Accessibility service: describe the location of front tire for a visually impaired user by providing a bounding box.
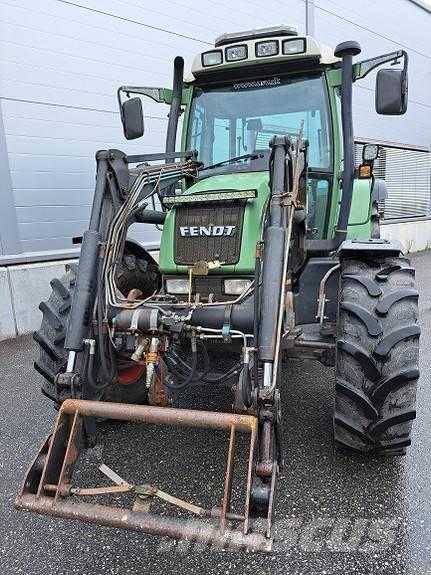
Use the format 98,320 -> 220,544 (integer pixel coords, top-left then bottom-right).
334,255 -> 420,455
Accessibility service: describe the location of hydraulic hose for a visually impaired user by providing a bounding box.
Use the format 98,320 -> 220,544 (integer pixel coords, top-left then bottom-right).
170,344 -> 210,383
83,341 -> 109,392
253,244 -> 262,386
202,365 -> 242,385
107,327 -> 117,382
168,346 -> 241,385
87,348 -> 106,391
161,338 -> 198,390
165,353 -> 190,378
96,260 -> 116,386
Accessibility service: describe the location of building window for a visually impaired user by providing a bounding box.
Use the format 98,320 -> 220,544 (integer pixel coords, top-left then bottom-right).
355,141 -> 431,221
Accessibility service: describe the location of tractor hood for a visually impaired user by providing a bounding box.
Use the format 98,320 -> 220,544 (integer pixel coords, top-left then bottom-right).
158,172 -> 271,274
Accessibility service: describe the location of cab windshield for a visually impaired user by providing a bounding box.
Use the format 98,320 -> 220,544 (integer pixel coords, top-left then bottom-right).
187,74 -> 333,238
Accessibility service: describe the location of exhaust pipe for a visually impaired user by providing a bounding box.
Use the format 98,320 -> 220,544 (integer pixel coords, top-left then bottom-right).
165,56 -> 184,164
306,40 -> 361,252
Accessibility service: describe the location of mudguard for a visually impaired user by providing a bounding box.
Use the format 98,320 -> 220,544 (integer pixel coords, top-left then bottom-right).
338,238 -> 403,257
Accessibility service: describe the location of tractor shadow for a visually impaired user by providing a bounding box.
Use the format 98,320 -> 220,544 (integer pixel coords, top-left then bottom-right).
82,384 -> 251,518
89,357 -> 406,537
277,357 -> 406,514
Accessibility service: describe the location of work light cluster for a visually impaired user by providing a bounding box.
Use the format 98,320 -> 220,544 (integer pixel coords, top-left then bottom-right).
202,38 -> 306,67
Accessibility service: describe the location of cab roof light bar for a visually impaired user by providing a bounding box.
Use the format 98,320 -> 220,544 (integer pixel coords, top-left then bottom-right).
215,25 -> 298,47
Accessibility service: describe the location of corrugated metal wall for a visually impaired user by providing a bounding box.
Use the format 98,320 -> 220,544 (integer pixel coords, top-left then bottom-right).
355,141 -> 431,219
313,0 -> 431,147
0,0 -> 429,257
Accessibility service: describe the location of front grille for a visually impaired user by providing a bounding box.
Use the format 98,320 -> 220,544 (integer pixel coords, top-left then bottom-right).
164,275 -> 224,300
174,200 -> 245,265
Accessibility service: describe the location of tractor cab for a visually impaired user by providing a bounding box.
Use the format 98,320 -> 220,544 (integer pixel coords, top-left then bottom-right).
118,25 -> 408,298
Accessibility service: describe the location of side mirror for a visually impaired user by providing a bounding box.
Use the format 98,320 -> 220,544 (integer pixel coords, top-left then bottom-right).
121,97 -> 144,140
375,68 -> 408,115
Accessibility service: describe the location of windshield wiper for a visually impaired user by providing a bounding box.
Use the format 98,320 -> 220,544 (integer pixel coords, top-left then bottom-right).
200,153 -> 259,172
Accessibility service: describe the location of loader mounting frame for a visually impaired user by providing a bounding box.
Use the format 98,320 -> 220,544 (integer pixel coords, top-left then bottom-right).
15,399 -> 275,552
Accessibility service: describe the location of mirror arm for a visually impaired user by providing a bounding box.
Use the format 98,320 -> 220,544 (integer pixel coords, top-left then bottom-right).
354,50 -> 408,81
117,86 -> 167,104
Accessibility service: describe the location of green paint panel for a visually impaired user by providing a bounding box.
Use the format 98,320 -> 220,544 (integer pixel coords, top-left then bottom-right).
349,179 -> 372,226
324,68 -> 342,240
347,220 -> 371,239
157,68 -> 374,276
159,172 -> 270,274
347,178 -> 372,239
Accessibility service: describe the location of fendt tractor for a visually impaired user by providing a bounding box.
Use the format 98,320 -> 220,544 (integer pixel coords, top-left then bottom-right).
16,26 -> 420,551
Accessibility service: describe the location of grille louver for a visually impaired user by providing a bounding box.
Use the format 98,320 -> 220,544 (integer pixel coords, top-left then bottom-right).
174,200 -> 245,265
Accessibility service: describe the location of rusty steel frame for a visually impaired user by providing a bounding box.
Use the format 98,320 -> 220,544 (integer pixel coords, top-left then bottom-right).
15,399 -> 273,552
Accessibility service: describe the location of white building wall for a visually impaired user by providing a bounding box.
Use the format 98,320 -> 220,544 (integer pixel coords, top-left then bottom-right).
0,0 -> 429,258
0,0 -> 306,254
315,0 -> 431,148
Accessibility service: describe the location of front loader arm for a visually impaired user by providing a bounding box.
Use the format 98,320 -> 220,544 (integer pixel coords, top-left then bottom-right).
64,150 -> 198,357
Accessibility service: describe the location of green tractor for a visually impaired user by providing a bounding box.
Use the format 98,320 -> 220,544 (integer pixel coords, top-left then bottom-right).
17,26 -> 419,552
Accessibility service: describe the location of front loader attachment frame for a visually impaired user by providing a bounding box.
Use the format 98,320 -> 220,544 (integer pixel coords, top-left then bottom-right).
15,399 -> 273,552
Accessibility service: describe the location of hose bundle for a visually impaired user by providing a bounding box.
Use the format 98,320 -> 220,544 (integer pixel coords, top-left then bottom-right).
161,340 -> 242,390
103,161 -> 196,311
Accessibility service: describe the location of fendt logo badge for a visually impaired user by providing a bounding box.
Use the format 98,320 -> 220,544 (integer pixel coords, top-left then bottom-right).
180,225 -> 236,237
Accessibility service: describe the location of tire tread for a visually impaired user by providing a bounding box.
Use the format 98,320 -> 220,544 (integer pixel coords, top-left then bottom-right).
335,256 -> 420,455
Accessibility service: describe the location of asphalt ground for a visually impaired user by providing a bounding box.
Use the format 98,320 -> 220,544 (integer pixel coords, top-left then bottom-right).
1,250 -> 430,575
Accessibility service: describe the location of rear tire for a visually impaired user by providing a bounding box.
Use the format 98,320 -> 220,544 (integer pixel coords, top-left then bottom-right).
334,255 -> 420,455
115,247 -> 160,297
34,249 -> 159,406
34,263 -> 78,404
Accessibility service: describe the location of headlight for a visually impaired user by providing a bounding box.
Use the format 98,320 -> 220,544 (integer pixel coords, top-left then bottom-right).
225,44 -> 248,62
282,38 -> 306,55
362,143 -> 379,162
224,279 -> 252,295
165,278 -> 189,294
201,50 -> 223,67
255,40 -> 279,57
